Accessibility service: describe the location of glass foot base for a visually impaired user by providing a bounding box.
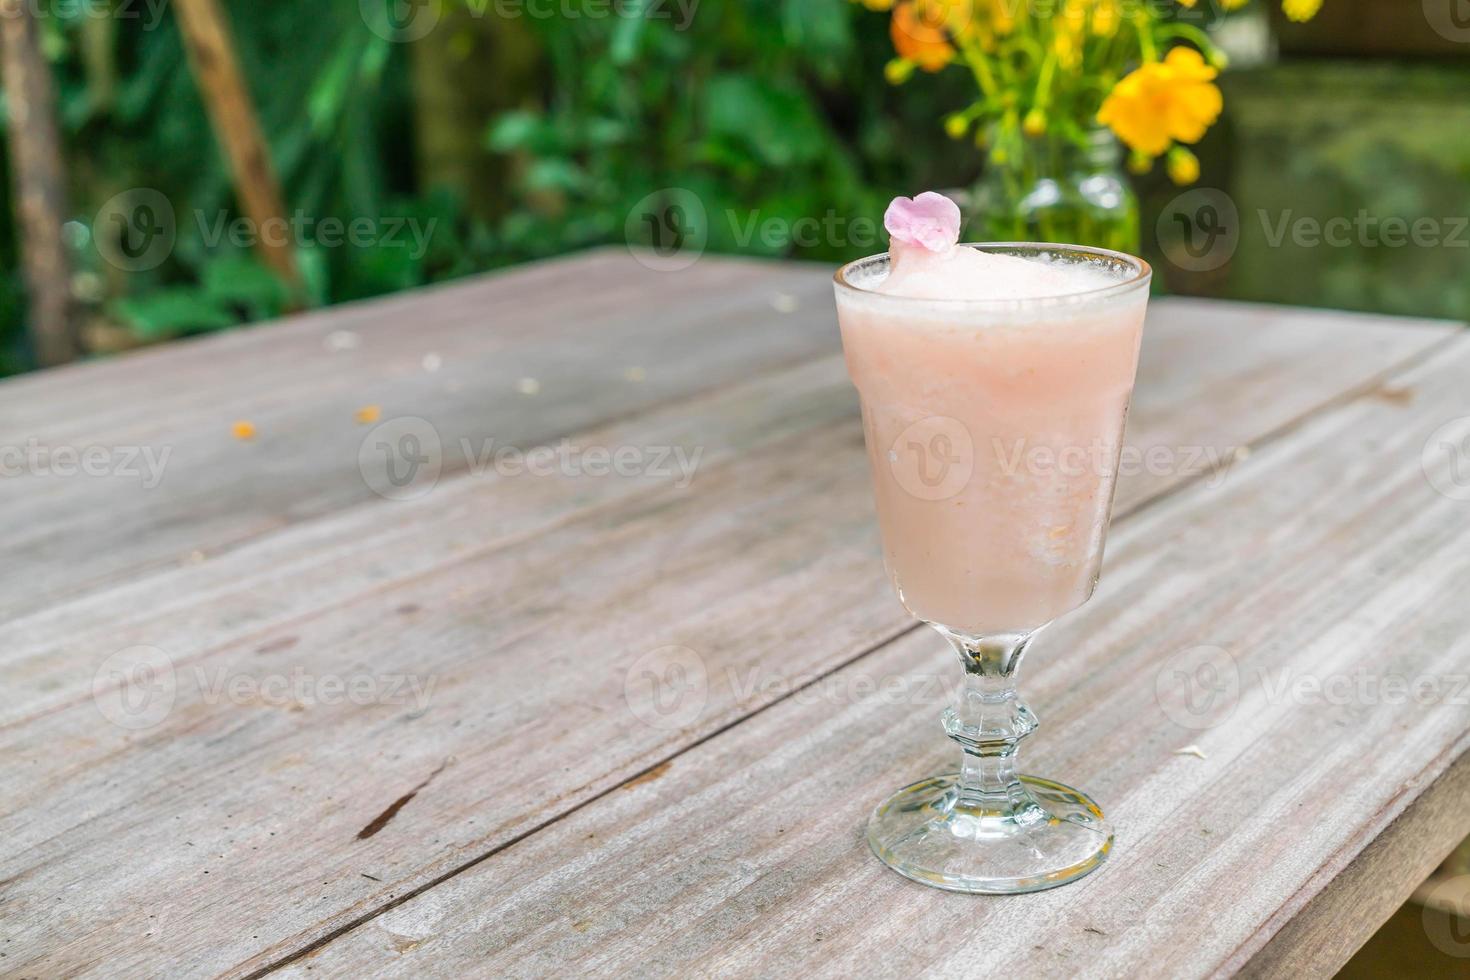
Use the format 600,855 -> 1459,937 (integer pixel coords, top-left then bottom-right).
866,773 -> 1113,894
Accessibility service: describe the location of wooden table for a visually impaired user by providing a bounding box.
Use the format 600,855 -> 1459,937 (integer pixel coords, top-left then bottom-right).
3,250 -> 1468,978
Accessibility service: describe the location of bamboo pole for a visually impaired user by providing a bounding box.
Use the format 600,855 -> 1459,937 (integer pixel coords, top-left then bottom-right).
0,0 -> 79,366
172,0 -> 301,296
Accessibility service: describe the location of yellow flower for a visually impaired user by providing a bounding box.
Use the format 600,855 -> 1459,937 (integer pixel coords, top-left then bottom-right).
856,0 -> 895,8
1222,0 -> 1250,7
1053,29 -> 1082,70
1090,0 -> 1122,36
885,57 -> 917,83
1166,146 -> 1200,185
1096,47 -> 1223,157
983,0 -> 1014,34
1282,0 -> 1322,20
890,1 -> 955,72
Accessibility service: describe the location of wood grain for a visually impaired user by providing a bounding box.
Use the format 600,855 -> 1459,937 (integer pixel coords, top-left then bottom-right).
267,336 -> 1470,979
1,288 -> 1449,725
0,253 -> 1459,978
0,251 -> 838,615
1236,751 -> 1470,978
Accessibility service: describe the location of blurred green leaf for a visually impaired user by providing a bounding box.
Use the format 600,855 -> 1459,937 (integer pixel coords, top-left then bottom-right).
610,0 -> 651,65
111,289 -> 237,339
202,256 -> 290,321
524,159 -> 589,194
295,246 -> 332,308
782,0 -> 852,66
704,75 -> 829,168
486,111 -> 552,153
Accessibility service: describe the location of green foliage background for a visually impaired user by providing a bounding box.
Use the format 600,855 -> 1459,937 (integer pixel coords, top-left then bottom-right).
0,0 -> 983,375
1,1 -> 1466,376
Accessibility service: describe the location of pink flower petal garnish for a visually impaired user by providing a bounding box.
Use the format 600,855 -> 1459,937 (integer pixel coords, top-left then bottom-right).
884,192 -> 961,253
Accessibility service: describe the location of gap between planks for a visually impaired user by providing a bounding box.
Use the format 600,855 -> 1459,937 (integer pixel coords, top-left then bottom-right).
243,326 -> 1469,979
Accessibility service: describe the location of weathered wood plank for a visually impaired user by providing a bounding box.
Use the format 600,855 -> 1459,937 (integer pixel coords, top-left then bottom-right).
0,354 -> 858,729
0,271 -> 1457,978
0,250 -> 837,615
262,337 -> 1470,979
1235,751 -> 1470,978
2,293 -> 1450,726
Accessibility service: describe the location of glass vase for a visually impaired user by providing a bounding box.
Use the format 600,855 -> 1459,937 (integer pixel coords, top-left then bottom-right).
967,127 -> 1140,253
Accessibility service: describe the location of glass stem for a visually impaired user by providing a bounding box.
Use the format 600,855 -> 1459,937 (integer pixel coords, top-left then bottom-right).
938,627 -> 1042,816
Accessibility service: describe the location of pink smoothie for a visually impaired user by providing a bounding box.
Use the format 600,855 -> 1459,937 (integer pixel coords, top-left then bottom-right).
835,194 -> 1148,635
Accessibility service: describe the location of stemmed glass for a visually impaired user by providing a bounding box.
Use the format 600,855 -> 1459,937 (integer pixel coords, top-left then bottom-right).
833,244 -> 1151,894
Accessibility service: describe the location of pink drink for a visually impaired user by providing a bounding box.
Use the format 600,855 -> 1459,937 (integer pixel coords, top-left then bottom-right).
835,243 -> 1148,636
